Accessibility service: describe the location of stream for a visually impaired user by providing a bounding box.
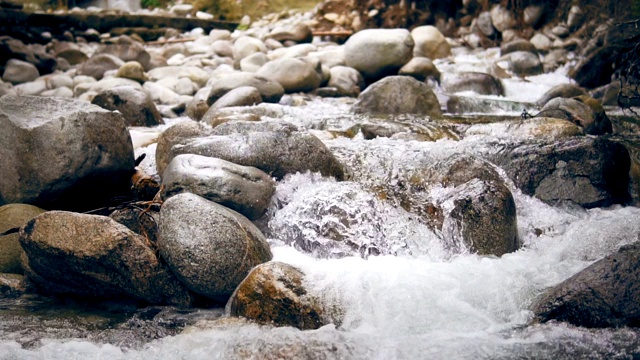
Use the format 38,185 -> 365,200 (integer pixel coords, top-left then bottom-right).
2,46 -> 640,359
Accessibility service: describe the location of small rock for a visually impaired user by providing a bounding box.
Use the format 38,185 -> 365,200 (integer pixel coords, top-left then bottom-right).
327,66 -> 364,97
77,54 -> 125,80
0,273 -> 28,297
536,83 -> 587,106
233,36 -> 267,61
475,11 -> 495,37
567,5 -> 585,30
552,25 -> 570,38
240,52 -> 268,72
490,4 -> 516,32
524,5 -> 544,27
207,72 -> 284,104
186,86 -> 211,121
204,86 -> 262,119
441,72 -> 504,96
500,39 -> 537,56
92,86 -> 164,127
256,58 -> 321,93
411,25 -> 452,60
353,76 -> 441,117
530,33 -> 552,52
507,51 -> 543,77
2,59 -> 39,84
116,61 -> 148,82
265,23 -> 313,44
398,57 -> 441,82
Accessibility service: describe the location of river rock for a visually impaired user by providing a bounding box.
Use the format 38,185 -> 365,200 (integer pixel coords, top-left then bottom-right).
344,28 -> 414,80
0,37 -> 57,76
186,86 -> 211,121
143,81 -> 182,105
156,120 -> 216,175
327,65 -> 364,97
116,61 -> 148,82
47,74 -> 73,89
164,122 -> 345,180
411,25 -> 451,60
206,72 -> 284,104
0,204 -> 46,274
233,36 -> 267,61
490,4 -> 516,32
256,58 -> 322,93
203,86 -> 262,119
536,83 -> 587,106
147,66 -> 210,87
507,51 -> 543,77
2,59 -> 39,84
352,76 -> 441,117
41,87 -> 73,98
226,261 -> 326,330
476,11 -> 495,37
398,57 -> 441,82
490,137 -> 630,208
240,52 -> 268,72
524,5 -> 544,27
52,41 -> 88,65
532,241 -> 640,327
441,71 -> 504,96
161,154 -> 275,220
13,79 -> 47,96
77,54 -> 125,80
91,86 -> 164,127
20,211 -> 192,305
500,39 -> 537,56
537,97 -> 612,135
75,77 -> 142,98
109,206 -> 160,245
158,193 -> 272,302
567,5 -> 585,30
0,273 -> 28,297
265,23 -> 313,44
95,42 -> 151,70
0,96 -> 134,211
530,33 -> 552,52
0,80 -> 14,96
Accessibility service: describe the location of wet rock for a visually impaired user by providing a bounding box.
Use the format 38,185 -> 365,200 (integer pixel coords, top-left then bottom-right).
95,42 -> 150,70
352,76 -> 441,117
490,4 -> 516,32
398,57 -> 441,82
344,28 -> 414,80
226,261 -> 326,330
265,23 -> 313,44
0,96 -> 134,211
161,154 -> 275,220
327,66 -> 364,97
165,122 -> 345,180
20,211 -> 193,305
532,241 -> 640,328
0,273 -> 28,297
537,97 -> 612,135
0,204 -> 46,274
256,58 -> 322,93
441,71 -> 504,96
109,206 -> 159,245
411,25 -> 451,60
203,86 -> 262,119
158,193 -> 272,303
465,117 -> 584,140
507,51 -> 543,77
207,72 -> 284,104
77,54 -> 125,80
536,83 -> 587,106
2,59 -> 39,84
155,120 -> 216,175
91,86 -> 164,127
240,52 -> 268,72
500,39 -> 537,56
116,61 -> 148,82
490,137 -> 630,208
446,95 -> 531,114
147,66 -> 210,87
233,36 -> 267,61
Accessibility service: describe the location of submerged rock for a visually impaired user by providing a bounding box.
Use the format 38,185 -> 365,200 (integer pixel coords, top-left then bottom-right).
158,193 -> 272,303
161,154 -> 275,220
20,211 -> 193,306
352,76 -> 441,117
532,241 -> 640,328
0,95 -> 134,211
226,261 -> 327,330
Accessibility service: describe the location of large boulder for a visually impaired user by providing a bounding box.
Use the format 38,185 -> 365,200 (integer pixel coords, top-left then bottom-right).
19,211 -> 193,305
352,76 -> 441,117
490,137 -> 630,208
441,71 -> 504,96
256,58 -> 322,93
0,96 -> 135,211
226,261 -> 327,330
91,86 -> 164,127
0,204 -> 46,274
344,29 -> 414,80
161,154 -> 275,220
158,193 -> 273,302
537,97 -> 612,135
532,241 -> 640,328
411,25 -> 451,60
76,54 -> 125,80
163,122 -> 345,180
207,72 -> 284,104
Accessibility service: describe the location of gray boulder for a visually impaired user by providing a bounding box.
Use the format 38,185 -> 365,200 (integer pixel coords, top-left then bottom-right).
164,122 -> 346,180
155,120 -> 216,175
507,51 -> 543,77
344,29 -> 414,80
202,86 -> 262,124
0,203 -> 47,274
158,193 -> 272,302
536,83 -> 587,106
490,137 -> 630,208
327,66 -> 364,97
2,59 -> 39,84
411,25 -> 451,60
256,58 -> 322,93
77,54 -> 125,80
226,261 -> 327,330
441,71 -> 504,96
207,72 -> 284,104
532,241 -> 640,328
20,211 -> 193,305
0,96 -> 134,211
161,154 -> 275,220
233,36 -> 267,61
537,97 -> 612,135
398,57 -> 441,82
352,76 -> 441,117
92,86 -> 164,127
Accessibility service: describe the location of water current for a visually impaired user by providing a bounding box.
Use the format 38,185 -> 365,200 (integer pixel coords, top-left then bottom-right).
2,47 -> 640,359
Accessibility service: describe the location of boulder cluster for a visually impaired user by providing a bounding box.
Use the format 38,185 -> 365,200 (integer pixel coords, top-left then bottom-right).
0,0 -> 638,333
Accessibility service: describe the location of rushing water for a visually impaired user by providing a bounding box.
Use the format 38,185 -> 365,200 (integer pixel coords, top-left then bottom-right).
2,47 -> 640,359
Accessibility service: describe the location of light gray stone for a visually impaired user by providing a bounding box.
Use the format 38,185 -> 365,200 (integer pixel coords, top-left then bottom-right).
352,76 -> 441,117
411,25 -> 451,60
2,59 -> 39,84
344,29 -> 414,80
92,86 -> 164,127
328,66 -> 364,97
256,58 -> 322,93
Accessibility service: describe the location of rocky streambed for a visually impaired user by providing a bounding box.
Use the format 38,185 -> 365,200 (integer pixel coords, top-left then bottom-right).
1,2 -> 640,359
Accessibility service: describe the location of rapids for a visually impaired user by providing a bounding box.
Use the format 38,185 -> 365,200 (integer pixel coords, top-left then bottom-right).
2,47 -> 640,359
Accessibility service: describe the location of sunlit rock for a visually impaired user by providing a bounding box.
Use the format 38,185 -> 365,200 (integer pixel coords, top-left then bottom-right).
226,261 -> 328,330
20,211 -> 193,305
161,154 -> 275,220
159,193 -> 272,302
344,28 -> 414,80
